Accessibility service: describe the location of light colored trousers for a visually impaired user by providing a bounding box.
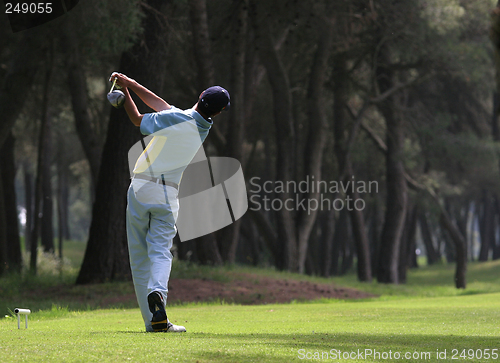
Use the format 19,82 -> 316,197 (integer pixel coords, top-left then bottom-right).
126,178 -> 179,332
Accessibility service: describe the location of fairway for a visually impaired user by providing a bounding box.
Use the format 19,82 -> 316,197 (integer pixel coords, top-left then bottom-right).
3,0 -> 500,362
1,293 -> 499,362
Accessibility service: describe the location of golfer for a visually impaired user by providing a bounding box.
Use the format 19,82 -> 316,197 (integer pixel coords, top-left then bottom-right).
111,72 -> 230,332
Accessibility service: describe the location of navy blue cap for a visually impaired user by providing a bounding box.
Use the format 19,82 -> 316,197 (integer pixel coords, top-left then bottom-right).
198,86 -> 230,115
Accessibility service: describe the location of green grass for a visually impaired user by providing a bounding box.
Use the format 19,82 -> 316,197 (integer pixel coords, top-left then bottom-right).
326,260 -> 500,298
18,238 -> 87,270
0,241 -> 138,313
0,293 -> 499,362
1,242 -> 500,362
60,240 -> 87,268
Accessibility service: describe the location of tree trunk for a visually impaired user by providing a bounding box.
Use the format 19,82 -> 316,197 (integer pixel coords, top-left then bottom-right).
0,178 -> 7,276
57,160 -> 70,259
77,0 -> 169,284
250,0 -> 297,271
23,162 -> 33,252
296,10 -> 333,274
398,202 -> 418,283
240,218 -> 261,266
188,0 -> 215,90
0,132 -> 22,274
305,230 -> 320,276
30,55 -> 53,274
369,196 -> 383,274
0,32 -> 43,149
479,190 -> 495,261
187,0 -> 226,264
76,105 -> 138,283
439,210 -> 467,288
346,167 -> 372,281
57,188 -> 63,261
419,212 -> 440,265
494,197 -> 500,260
247,209 -> 278,265
61,20 -> 103,191
376,120 -> 407,283
322,209 -> 336,277
218,0 -> 248,264
331,209 -> 349,276
60,166 -> 70,241
376,47 -> 408,284
41,114 -> 54,253
442,228 -> 457,263
0,33 -> 41,273
489,1 -> 500,261
195,234 -> 223,265
55,124 -> 71,260
332,55 -> 372,281
340,224 -> 354,275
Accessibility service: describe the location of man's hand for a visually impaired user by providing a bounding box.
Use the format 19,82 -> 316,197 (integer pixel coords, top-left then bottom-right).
108,72 -> 143,126
109,72 -> 135,89
108,72 -> 171,112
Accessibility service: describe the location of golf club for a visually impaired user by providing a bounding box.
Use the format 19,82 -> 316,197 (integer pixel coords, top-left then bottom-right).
107,76 -> 125,108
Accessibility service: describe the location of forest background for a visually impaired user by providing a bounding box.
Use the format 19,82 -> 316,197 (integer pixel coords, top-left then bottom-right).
1,0 -> 500,290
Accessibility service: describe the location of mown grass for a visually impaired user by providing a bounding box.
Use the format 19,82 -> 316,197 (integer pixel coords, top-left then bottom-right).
0,293 -> 499,362
1,242 -> 500,362
2,240 -> 500,316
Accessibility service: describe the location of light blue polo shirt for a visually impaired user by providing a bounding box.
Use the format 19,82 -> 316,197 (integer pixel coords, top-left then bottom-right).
133,106 -> 212,185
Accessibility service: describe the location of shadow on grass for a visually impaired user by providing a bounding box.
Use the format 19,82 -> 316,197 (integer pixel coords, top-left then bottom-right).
106,331 -> 500,362
190,332 -> 499,362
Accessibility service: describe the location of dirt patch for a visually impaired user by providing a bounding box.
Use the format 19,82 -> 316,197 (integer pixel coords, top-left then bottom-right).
168,274 -> 376,305
27,273 -> 375,308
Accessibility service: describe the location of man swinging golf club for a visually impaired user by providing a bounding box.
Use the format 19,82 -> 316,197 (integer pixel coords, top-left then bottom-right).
109,72 -> 230,332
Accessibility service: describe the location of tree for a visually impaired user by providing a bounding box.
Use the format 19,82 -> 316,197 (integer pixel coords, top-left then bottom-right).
249,0 -> 297,271
375,53 -> 408,284
296,2 -> 334,275
77,0 -> 170,284
30,50 -> 54,273
187,0 -> 224,266
332,51 -> 373,282
0,31 -> 45,149
0,29 -> 47,275
218,0 -> 249,264
1,0 -> 496,288
419,211 -> 441,265
61,21 -> 103,190
0,132 -> 22,274
439,203 -> 467,288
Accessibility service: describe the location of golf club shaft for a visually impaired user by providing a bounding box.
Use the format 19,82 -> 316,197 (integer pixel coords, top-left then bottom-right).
109,77 -> 117,93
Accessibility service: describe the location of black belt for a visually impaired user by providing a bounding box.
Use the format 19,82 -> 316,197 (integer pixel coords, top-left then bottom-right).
133,174 -> 179,190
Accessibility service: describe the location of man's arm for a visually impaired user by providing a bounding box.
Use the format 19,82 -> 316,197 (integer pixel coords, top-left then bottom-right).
110,72 -> 171,112
122,87 -> 143,126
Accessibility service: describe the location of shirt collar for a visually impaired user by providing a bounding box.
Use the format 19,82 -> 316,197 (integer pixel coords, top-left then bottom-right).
186,108 -> 213,128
